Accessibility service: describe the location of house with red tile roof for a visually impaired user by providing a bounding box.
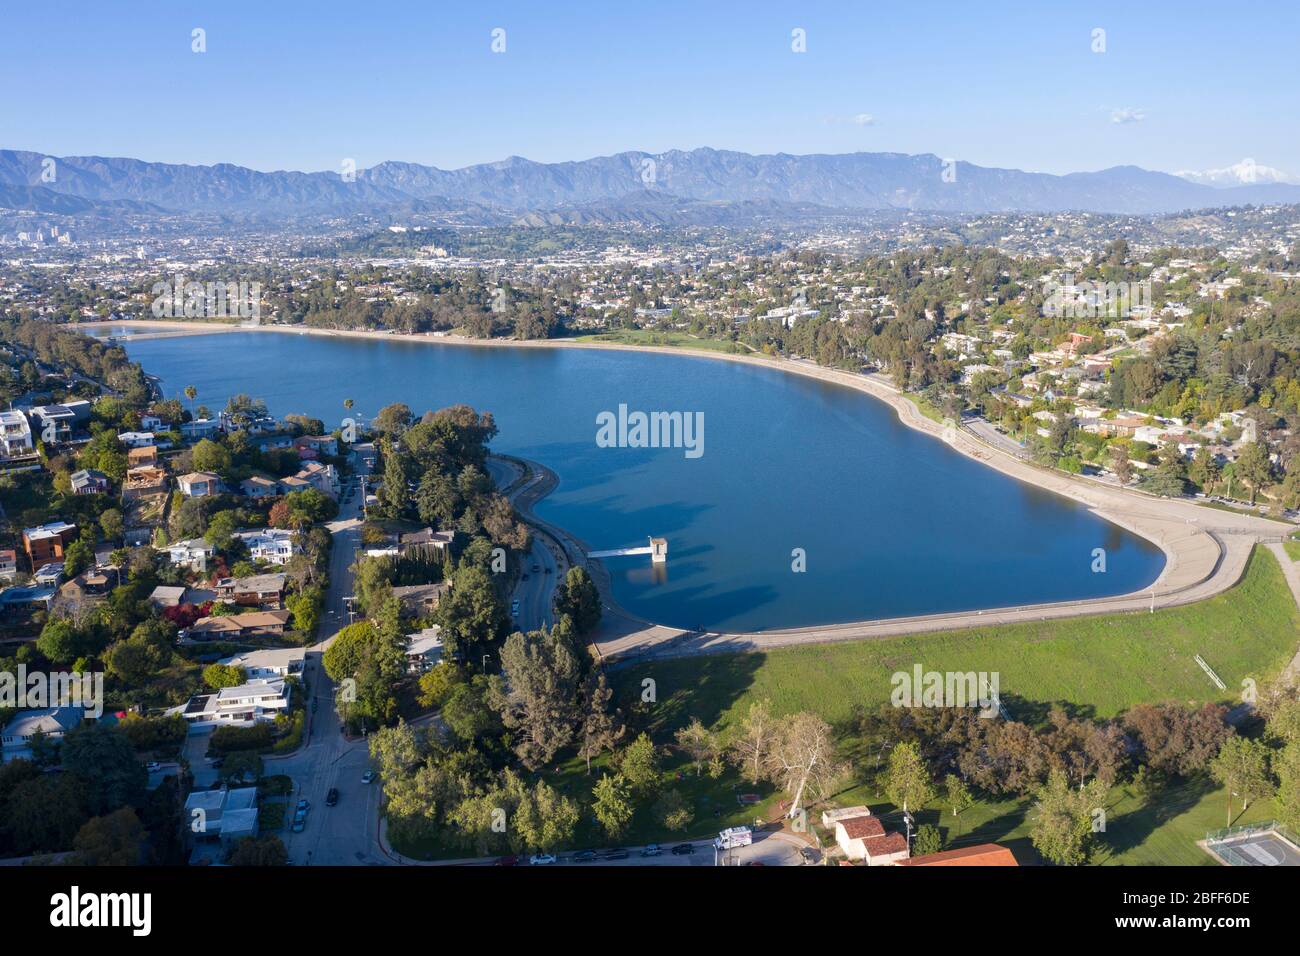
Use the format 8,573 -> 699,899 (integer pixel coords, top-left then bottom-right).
834,813 -> 911,865
897,843 -> 1018,867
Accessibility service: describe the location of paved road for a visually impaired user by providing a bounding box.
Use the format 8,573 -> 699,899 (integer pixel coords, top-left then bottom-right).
486,455 -> 568,633
384,830 -> 812,867
271,451 -> 388,866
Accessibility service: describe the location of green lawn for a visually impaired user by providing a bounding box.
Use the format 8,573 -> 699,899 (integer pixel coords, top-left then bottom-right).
391,546 -> 1298,862
1284,540 -> 1300,562
614,546 -> 1299,733
824,775 -> 1277,866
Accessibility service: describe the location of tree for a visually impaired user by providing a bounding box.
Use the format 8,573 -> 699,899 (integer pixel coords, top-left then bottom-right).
766,712 -> 841,820
1029,768 -> 1107,866
577,671 -> 623,773
5,774 -> 86,854
373,402 -> 413,438
434,565 -> 507,658
1123,703 -> 1230,777
203,663 -> 245,689
617,732 -> 661,796
190,438 -> 231,475
184,385 -> 198,421
36,617 -> 85,664
592,773 -> 634,839
675,718 -> 718,777
885,740 -> 935,815
61,723 -> 147,815
1236,441 -> 1273,504
652,789 -> 695,831
62,536 -> 94,579
944,773 -> 973,821
486,627 -> 582,769
441,681 -> 498,743
72,808 -> 145,865
1209,736 -> 1272,826
730,699 -> 776,786
99,508 -> 124,542
555,566 -> 601,635
1109,443 -> 1133,485
416,663 -> 466,710
226,836 -> 288,866
1274,738 -> 1300,829
513,778 -> 580,853
913,823 -> 944,857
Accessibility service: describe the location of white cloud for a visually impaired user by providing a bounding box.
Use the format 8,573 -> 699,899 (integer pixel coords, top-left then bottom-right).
1175,158 -> 1297,187
852,113 -> 875,126
1109,107 -> 1147,124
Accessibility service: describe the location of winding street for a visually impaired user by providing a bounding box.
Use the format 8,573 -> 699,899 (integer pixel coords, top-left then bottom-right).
269,450 -> 390,866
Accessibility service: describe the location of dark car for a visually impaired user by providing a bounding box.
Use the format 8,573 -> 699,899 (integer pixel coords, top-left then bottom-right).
325,788 -> 339,806
494,854 -> 520,867
600,848 -> 630,860
571,849 -> 597,863
531,564 -> 541,573
800,846 -> 818,864
670,843 -> 694,856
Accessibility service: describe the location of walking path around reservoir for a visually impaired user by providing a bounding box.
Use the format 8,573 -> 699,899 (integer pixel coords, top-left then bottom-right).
88,319 -> 1294,662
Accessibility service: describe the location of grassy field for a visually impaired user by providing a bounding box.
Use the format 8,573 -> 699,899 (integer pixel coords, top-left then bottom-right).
573,330 -> 751,354
392,546 -> 1298,862
1285,540 -> 1300,562
825,774 -> 1277,866
613,546 -> 1299,733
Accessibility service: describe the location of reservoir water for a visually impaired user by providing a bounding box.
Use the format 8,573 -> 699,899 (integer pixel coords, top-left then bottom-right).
122,332 -> 1164,631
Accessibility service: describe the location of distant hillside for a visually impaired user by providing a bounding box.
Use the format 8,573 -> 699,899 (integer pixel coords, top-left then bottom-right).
3,146 -> 1299,218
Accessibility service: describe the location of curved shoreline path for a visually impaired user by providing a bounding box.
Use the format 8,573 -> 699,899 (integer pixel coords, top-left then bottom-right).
91,319 -> 1294,661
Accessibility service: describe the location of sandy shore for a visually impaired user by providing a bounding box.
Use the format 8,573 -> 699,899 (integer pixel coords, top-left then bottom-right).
84,318 -> 1294,660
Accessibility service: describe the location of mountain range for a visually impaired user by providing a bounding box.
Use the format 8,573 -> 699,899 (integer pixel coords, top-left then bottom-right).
3,147 -> 1299,222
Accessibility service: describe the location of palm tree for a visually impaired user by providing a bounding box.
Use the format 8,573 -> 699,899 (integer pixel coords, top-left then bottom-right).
343,398 -> 354,412
184,385 -> 197,421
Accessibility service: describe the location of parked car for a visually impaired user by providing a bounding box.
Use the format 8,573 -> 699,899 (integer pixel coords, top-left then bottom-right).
670,843 -> 695,856
145,761 -> 161,772
600,848 -> 629,860
640,844 -> 661,857
529,853 -> 557,866
326,788 -> 339,806
531,564 -> 541,573
291,810 -> 307,833
494,854 -> 520,867
571,849 -> 597,863
800,846 -> 818,865
296,799 -> 310,812
361,770 -> 376,784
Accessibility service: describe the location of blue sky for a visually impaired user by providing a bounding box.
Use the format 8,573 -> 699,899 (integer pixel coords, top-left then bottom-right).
2,1 -> 1297,177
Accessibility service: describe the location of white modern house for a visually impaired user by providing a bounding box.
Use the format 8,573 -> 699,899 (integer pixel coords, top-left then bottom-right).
234,528 -> 299,565
162,537 -> 216,572
184,787 -> 258,844
0,409 -> 34,459
217,646 -> 306,680
1,707 -> 84,762
173,678 -> 291,729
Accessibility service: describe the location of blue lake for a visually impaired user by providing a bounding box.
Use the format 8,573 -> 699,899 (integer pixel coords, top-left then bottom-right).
123,332 -> 1164,631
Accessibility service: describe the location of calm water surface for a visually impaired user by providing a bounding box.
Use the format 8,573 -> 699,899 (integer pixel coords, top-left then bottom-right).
122,332 -> 1164,631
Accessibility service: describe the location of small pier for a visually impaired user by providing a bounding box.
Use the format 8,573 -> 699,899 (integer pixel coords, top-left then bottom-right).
590,537 -> 668,564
